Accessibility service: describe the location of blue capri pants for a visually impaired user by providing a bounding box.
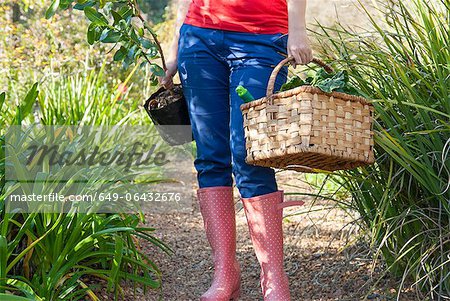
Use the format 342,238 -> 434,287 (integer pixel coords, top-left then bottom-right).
177,23 -> 288,198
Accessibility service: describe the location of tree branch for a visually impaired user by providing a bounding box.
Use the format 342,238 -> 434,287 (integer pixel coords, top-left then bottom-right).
130,0 -> 167,71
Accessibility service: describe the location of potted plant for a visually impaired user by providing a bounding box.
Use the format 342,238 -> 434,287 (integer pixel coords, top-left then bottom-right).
46,0 -> 192,145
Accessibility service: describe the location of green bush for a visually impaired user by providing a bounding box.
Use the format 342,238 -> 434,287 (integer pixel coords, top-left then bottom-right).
1,1 -> 178,299
0,209 -> 169,300
1,78 -> 171,299
314,0 -> 449,299
37,63 -> 153,126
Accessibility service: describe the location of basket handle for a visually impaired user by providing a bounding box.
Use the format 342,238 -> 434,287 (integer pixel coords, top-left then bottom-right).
266,57 -> 334,99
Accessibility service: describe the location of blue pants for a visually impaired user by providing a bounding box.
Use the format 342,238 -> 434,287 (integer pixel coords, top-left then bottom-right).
177,23 -> 288,198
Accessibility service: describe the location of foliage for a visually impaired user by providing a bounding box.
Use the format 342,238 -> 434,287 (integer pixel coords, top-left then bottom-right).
0,76 -> 171,300
46,0 -> 167,83
0,208 -> 168,300
2,62 -> 155,130
37,63 -> 153,126
314,0 -> 450,299
0,1 -> 107,97
280,68 -> 362,96
137,0 -> 170,24
0,1 -> 181,299
0,1 -> 163,103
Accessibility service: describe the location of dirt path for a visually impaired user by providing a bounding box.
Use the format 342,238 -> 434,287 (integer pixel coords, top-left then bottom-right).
110,171 -> 417,301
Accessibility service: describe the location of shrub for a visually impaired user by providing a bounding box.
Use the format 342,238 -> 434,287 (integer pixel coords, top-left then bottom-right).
314,0 -> 449,299
0,81 -> 171,300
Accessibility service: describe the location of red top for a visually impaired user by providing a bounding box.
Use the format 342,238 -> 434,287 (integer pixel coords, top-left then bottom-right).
183,0 -> 288,34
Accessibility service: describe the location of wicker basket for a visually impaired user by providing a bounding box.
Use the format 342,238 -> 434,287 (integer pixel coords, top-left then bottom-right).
240,57 -> 375,173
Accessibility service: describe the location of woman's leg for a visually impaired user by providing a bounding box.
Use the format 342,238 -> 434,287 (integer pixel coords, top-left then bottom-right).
226,31 -> 288,198
177,24 -> 241,300
178,24 -> 233,188
226,32 -> 293,301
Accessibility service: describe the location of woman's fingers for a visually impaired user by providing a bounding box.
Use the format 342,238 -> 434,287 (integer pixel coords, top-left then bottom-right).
158,61 -> 178,89
289,46 -> 303,67
287,31 -> 313,67
304,46 -> 313,64
158,73 -> 174,89
299,49 -> 308,65
161,76 -> 174,89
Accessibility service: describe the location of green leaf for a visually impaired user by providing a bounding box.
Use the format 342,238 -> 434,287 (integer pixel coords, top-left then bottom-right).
280,76 -> 305,92
315,70 -> 349,93
113,47 -> 127,62
0,294 -> 34,301
116,270 -> 160,289
22,82 -> 38,112
14,82 -> 38,125
87,23 -> 100,45
150,76 -> 159,86
138,27 -> 145,37
139,38 -> 153,49
134,48 -> 142,59
118,19 -> 128,31
130,29 -> 140,44
127,45 -> 137,60
45,0 -> 60,19
150,64 -> 165,77
100,29 -> 122,43
0,235 -> 7,293
316,78 -> 341,93
118,7 -> 133,22
0,92 -> 5,111
339,83 -> 361,96
334,70 -> 349,83
87,24 -> 95,45
111,10 -> 123,25
84,7 -> 108,25
315,68 -> 334,80
59,0 -> 72,10
122,55 -> 132,69
304,76 -> 314,85
139,60 -> 148,68
310,67 -> 334,86
73,1 -> 95,10
107,237 -> 124,291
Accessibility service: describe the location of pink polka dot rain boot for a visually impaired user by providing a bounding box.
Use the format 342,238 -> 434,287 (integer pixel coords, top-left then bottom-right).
197,186 -> 241,301
241,190 -> 304,301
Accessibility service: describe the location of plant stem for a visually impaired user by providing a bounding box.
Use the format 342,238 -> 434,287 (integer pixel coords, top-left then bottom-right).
129,0 -> 174,95
130,0 -> 167,71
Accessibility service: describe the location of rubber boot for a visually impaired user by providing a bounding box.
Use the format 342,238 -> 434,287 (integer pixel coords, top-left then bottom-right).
241,190 -> 304,301
197,186 -> 241,301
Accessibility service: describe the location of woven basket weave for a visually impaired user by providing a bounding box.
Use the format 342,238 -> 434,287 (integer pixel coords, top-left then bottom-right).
240,57 -> 375,173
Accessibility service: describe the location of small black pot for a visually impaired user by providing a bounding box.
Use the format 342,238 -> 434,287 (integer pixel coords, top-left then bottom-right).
144,84 -> 193,146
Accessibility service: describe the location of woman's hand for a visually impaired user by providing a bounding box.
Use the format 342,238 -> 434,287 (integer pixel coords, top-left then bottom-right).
287,0 -> 312,67
158,32 -> 179,89
158,0 -> 192,89
159,60 -> 178,89
287,29 -> 313,67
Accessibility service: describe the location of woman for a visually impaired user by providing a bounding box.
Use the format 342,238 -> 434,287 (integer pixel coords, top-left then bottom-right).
160,0 -> 312,299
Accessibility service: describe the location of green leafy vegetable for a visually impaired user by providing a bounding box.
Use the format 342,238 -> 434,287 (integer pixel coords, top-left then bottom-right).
316,70 -> 348,93
312,68 -> 334,85
280,76 -> 304,92
279,68 -> 364,97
